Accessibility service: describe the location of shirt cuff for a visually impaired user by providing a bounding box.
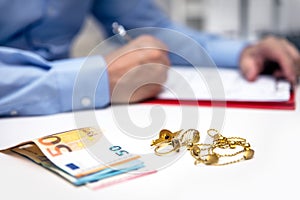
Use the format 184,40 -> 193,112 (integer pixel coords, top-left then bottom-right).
52,56 -> 110,112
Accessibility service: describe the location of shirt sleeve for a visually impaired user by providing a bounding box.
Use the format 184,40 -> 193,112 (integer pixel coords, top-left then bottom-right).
91,0 -> 249,68
0,47 -> 110,117
162,23 -> 250,68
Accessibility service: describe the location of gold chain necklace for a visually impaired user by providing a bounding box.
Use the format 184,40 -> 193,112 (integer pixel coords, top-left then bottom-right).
151,128 -> 254,166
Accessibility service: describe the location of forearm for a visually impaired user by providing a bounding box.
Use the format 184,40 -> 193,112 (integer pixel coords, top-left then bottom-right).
0,47 -> 110,117
154,22 -> 250,68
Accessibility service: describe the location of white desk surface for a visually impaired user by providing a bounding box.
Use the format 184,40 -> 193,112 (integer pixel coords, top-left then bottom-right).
1,86 -> 299,200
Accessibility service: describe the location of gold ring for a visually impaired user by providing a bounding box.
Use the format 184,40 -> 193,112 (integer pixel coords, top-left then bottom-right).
154,139 -> 181,156
207,128 -> 219,138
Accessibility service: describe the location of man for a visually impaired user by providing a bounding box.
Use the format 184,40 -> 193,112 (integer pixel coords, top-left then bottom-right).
0,0 -> 299,116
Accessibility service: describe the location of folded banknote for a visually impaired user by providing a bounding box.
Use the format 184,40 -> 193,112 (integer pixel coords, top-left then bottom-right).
4,127 -> 145,187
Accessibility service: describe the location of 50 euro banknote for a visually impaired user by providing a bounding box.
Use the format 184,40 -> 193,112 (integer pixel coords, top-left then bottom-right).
6,127 -> 144,186
30,127 -> 140,178
11,143 -> 144,186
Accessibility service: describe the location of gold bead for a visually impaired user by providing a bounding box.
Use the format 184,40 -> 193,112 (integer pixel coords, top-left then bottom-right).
229,141 -> 236,149
192,130 -> 200,143
244,143 -> 251,148
214,134 -> 223,140
203,153 -> 219,165
243,149 -> 254,160
187,142 -> 194,150
194,159 -> 202,165
191,146 -> 201,157
159,129 -> 172,140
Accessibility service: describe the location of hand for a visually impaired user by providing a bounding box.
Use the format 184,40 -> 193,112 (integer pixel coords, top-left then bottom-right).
239,36 -> 300,84
105,35 -> 170,103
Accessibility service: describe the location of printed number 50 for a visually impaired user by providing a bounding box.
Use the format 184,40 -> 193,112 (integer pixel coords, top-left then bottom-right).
109,146 -> 129,156
38,136 -> 72,157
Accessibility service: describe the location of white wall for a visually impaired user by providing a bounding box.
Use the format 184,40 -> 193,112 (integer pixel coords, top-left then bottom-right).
72,0 -> 300,57
159,0 -> 300,39
280,0 -> 300,31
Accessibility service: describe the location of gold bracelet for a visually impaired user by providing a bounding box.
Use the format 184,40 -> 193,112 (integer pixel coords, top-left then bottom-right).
151,128 -> 255,166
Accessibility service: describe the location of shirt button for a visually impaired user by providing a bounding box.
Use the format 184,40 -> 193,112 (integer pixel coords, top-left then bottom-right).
10,110 -> 18,116
81,97 -> 92,107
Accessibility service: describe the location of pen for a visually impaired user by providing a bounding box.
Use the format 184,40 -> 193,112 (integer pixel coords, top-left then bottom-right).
112,22 -> 132,43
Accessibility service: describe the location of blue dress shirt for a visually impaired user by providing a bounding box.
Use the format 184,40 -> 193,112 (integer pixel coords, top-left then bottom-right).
0,0 -> 248,116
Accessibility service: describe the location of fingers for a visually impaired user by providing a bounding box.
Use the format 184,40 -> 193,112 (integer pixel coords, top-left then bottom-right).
106,35 -> 170,68
136,48 -> 170,66
274,53 -> 296,83
105,35 -> 171,103
281,39 -> 300,80
131,35 -> 170,67
295,58 -> 300,78
239,46 -> 264,81
281,39 -> 300,60
266,38 -> 297,84
132,65 -> 168,102
110,64 -> 169,104
133,35 -> 169,51
240,36 -> 299,84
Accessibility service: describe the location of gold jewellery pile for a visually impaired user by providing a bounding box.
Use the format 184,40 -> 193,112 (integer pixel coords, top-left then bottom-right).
151,129 -> 254,166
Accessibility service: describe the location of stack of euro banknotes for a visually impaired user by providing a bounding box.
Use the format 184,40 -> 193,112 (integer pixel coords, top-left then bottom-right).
5,127 -> 153,189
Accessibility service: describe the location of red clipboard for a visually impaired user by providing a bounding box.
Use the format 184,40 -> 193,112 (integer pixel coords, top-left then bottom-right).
144,91 -> 295,110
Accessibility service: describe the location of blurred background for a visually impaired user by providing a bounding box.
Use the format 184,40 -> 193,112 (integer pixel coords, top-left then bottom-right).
71,0 -> 300,57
